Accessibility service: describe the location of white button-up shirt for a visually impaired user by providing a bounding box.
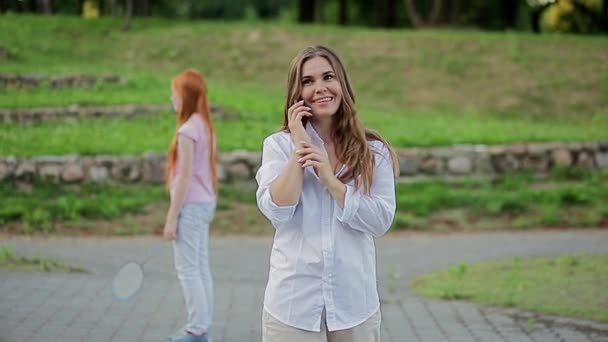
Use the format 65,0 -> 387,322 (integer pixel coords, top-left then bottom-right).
255,124 -> 396,332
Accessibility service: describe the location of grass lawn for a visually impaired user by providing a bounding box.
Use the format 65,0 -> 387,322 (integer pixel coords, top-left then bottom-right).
394,169 -> 608,230
2,170 -> 606,235
410,254 -> 608,323
0,15 -> 607,155
0,181 -> 167,234
0,245 -> 86,273
2,110 -> 605,156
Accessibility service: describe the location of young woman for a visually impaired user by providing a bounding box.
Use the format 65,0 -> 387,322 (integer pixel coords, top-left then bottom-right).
163,69 -> 218,342
256,46 -> 399,342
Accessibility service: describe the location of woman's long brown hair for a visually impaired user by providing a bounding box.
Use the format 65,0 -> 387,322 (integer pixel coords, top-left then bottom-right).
282,46 -> 399,194
165,69 -> 217,194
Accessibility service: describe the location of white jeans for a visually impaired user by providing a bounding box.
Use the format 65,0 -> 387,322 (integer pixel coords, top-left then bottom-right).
173,202 -> 216,336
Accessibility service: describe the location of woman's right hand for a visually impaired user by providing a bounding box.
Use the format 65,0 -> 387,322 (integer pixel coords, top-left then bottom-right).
287,100 -> 312,144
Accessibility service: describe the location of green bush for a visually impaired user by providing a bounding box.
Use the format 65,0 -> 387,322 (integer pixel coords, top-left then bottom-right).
541,0 -> 607,33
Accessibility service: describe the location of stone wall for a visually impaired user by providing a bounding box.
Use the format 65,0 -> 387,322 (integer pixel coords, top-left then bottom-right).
0,74 -> 123,89
1,142 -> 606,184
1,104 -> 237,124
396,142 -> 607,177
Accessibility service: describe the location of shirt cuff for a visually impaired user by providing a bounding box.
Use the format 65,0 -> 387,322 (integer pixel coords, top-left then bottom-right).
260,187 -> 298,225
336,184 -> 360,223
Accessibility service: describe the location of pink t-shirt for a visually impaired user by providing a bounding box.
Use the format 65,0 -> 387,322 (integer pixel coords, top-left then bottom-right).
170,113 -> 217,203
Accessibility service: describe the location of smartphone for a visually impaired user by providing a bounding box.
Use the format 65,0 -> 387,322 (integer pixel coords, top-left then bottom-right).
297,97 -> 311,126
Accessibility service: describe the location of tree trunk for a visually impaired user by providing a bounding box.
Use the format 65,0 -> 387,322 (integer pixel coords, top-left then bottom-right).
530,4 -> 549,33
428,0 -> 442,24
403,0 -> 423,26
378,0 -> 396,28
122,0 -> 133,31
26,0 -> 36,12
298,0 -> 316,23
403,0 -> 443,27
501,0 -> 519,29
109,0 -> 117,16
134,0 -> 149,16
141,0 -> 149,16
450,0 -> 460,25
38,0 -> 53,14
315,0 -> 324,23
338,0 -> 349,25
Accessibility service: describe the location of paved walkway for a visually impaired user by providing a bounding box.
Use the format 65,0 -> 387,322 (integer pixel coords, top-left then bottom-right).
1,230 -> 607,342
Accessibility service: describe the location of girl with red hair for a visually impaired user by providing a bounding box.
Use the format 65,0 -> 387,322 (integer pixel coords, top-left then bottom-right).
163,69 -> 217,342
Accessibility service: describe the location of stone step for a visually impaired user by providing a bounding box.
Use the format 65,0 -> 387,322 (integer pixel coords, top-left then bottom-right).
1,141 -> 606,184
0,104 -> 237,124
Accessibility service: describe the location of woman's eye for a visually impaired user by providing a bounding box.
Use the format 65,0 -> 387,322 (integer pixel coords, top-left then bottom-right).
325,74 -> 334,80
302,79 -> 312,85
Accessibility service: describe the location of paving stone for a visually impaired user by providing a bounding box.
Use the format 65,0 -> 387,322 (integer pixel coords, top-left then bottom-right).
1,232 -> 607,341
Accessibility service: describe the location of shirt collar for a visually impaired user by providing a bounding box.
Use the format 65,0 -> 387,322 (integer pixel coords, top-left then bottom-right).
304,122 -> 348,176
305,122 -> 326,148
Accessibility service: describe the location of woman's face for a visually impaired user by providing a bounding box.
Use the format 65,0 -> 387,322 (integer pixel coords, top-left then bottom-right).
170,87 -> 181,113
300,56 -> 342,119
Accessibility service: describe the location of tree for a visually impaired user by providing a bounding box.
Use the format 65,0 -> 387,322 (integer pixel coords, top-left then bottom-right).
501,0 -> 520,28
378,0 -> 397,28
108,0 -> 118,16
338,0 -> 349,25
569,0 -> 608,32
135,0 -> 150,16
449,0 -> 461,24
298,0 -> 316,22
38,0 -> 53,14
122,0 -> 133,31
403,0 -> 443,27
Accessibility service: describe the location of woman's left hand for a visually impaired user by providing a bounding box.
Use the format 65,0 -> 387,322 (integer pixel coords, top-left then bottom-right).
163,219 -> 177,241
296,142 -> 336,188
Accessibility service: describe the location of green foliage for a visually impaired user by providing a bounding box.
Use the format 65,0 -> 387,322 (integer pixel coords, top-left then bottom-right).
550,166 -> 593,181
459,0 -> 518,30
540,202 -> 559,225
411,254 -> 608,323
155,0 -> 249,19
1,172 -> 606,234
52,0 -> 82,15
391,212 -> 424,230
0,181 -> 263,232
3,110 -> 607,156
506,256 -> 522,306
441,262 -> 470,300
513,217 -> 537,230
24,208 -> 52,234
1,15 -> 607,117
393,171 -> 608,230
218,182 -> 257,204
557,187 -> 592,205
0,246 -> 86,273
1,16 -> 607,155
0,182 -> 166,232
541,0 -> 607,33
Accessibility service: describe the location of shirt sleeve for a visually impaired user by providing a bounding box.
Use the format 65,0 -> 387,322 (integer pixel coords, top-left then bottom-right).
335,143 -> 396,237
178,117 -> 200,142
255,135 -> 298,228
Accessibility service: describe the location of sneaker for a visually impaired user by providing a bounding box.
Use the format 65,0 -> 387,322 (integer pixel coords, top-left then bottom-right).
166,331 -> 209,342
